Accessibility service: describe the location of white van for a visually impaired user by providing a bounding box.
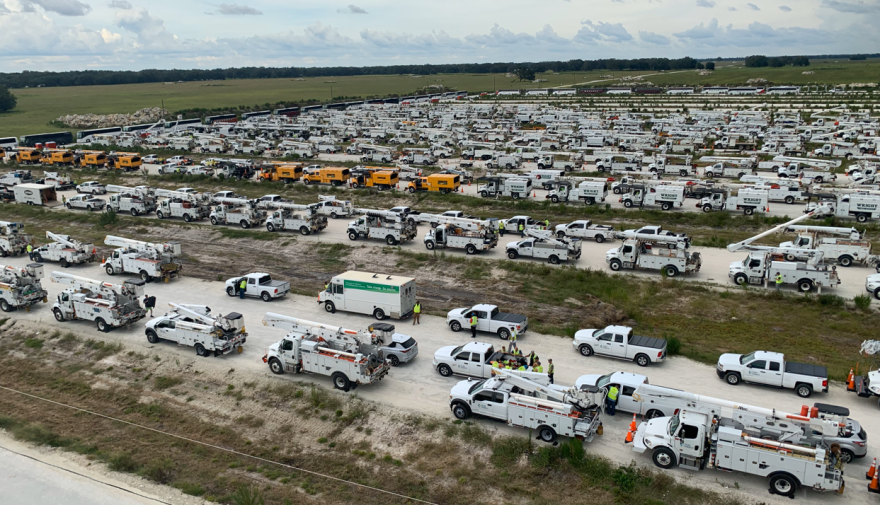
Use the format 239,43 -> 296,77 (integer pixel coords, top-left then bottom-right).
318,271 -> 417,320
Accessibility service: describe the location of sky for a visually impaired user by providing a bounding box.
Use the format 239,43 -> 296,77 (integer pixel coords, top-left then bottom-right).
0,0 -> 877,72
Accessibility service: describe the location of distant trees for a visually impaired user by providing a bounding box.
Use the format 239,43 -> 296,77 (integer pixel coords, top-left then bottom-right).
0,85 -> 16,112
850,54 -> 867,61
746,55 -> 809,68
745,55 -> 769,68
514,67 -> 536,81
704,62 -> 716,70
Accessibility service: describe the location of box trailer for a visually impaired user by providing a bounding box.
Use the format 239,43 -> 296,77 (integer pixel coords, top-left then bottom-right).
13,183 -> 56,206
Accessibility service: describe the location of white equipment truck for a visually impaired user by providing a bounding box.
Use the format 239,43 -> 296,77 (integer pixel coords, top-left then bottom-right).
0,263 -> 47,312
806,193 -> 880,223
449,368 -> 605,444
546,180 -> 608,205
727,206 -> 842,292
630,396 -> 845,498
346,210 -> 418,245
554,220 -> 616,243
225,273 -> 290,301
264,202 -> 328,235
145,303 -> 247,357
506,228 -> 582,264
477,176 -> 532,200
103,235 -> 182,283
620,185 -> 685,211
779,225 -> 877,267
315,195 -> 354,219
698,187 -> 769,215
319,271 -> 416,321
32,232 -> 97,267
261,313 -> 390,392
423,215 -> 499,255
0,221 -> 31,257
50,272 -> 146,332
606,234 -> 701,277
105,185 -> 158,216
210,198 -> 266,228
155,189 -> 212,222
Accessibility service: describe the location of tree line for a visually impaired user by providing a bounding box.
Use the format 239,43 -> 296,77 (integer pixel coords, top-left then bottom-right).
744,55 -> 810,68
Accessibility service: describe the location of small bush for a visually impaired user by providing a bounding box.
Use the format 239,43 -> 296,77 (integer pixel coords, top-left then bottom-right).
108,452 -> 140,473
175,482 -> 205,497
666,336 -> 682,356
230,486 -> 265,505
24,338 -> 43,350
490,435 -> 532,468
97,208 -> 118,228
154,376 -> 183,390
817,294 -> 844,307
854,294 -> 872,311
141,459 -> 175,484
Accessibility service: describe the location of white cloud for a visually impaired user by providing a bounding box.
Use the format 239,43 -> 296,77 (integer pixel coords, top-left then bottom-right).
820,0 -> 879,12
779,5 -> 792,11
575,20 -> 633,42
0,11 -> 119,56
108,0 -> 131,8
21,0 -> 92,16
728,6 -> 737,10
747,2 -> 760,10
337,4 -> 367,14
100,27 -> 122,43
696,0 -> 715,6
639,30 -> 670,45
217,3 -> 262,15
673,18 -> 841,48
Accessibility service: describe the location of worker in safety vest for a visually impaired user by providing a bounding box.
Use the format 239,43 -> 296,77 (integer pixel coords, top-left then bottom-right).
498,220 -> 505,237
413,300 -> 421,325
775,272 -> 783,291
528,351 -> 536,367
544,219 -> 549,229
26,244 -> 33,260
519,222 -> 525,237
606,385 -> 619,416
509,328 -> 517,349
239,278 -> 247,299
491,361 -> 499,368
533,360 -> 543,373
517,365 -> 526,371
547,359 -> 555,384
469,313 -> 478,338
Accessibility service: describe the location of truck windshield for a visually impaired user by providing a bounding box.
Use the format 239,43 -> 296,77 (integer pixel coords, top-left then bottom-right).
468,380 -> 487,395
668,414 -> 681,436
740,352 -> 757,365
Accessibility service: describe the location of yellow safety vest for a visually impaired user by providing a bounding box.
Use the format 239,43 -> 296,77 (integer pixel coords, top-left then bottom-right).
607,387 -> 619,401
548,363 -> 554,374
240,280 -> 247,289
414,303 -> 421,314
26,245 -> 32,253
775,274 -> 783,284
499,221 -> 505,229
534,365 -> 543,373
517,366 -> 526,371
470,316 -> 477,327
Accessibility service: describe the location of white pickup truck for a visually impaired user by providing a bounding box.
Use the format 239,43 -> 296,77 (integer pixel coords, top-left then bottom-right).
446,304 -> 528,340
572,325 -> 667,367
225,273 -> 290,301
716,351 -> 828,398
555,220 -> 615,243
433,341 -> 528,378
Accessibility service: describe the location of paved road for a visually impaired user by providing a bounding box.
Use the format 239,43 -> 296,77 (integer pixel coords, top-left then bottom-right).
3,254 -> 880,504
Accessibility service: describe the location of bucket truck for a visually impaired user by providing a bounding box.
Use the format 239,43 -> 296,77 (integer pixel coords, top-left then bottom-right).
697,187 -> 770,215
506,228 -> 582,264
422,215 -> 498,254
779,225 -> 878,267
103,235 -> 182,282
263,202 -> 328,235
105,185 -> 158,216
849,340 -> 880,405
315,195 -> 354,219
449,368 -> 605,444
606,233 -> 701,277
145,303 -> 247,357
261,313 -> 390,392
346,210 -> 417,245
155,189 -> 212,222
805,193 -> 880,223
0,263 -> 47,312
209,197 -> 266,228
546,180 -> 608,204
629,386 -> 847,498
477,176 -> 532,199
726,205 -> 842,292
33,232 -> 97,267
50,272 -> 146,332
0,221 -> 31,257
620,185 -> 685,211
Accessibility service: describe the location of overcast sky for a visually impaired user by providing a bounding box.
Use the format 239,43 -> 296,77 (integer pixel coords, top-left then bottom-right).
0,0 -> 877,72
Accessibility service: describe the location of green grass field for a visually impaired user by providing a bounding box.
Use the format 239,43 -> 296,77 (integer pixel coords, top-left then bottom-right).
1,60 -> 877,137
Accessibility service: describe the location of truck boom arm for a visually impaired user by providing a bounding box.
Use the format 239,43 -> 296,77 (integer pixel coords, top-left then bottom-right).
46,231 -> 86,250
726,203 -> 833,252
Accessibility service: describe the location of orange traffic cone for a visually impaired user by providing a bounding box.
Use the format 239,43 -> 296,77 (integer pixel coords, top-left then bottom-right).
624,429 -> 633,444
867,458 -> 877,480
848,368 -> 856,391
629,413 -> 637,432
101,255 -> 105,264
870,470 -> 880,493
532,190 -> 536,197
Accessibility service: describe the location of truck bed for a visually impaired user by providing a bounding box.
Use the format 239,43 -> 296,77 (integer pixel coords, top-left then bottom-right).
629,335 -> 666,349
492,312 -> 527,324
785,362 -> 827,378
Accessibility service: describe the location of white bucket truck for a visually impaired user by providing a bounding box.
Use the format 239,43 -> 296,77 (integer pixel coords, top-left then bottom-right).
620,185 -> 685,211
264,202 -> 328,235
210,197 -> 266,228
606,233 -> 701,277
319,271 -> 416,321
0,221 -> 32,257
33,232 -> 97,267
422,215 -> 499,254
155,189 -> 212,222
346,210 -> 418,245
779,225 -> 877,267
807,193 -> 880,223
50,272 -> 146,332
546,180 -> 608,204
105,185 -> 158,216
261,313 -> 390,392
0,263 -> 47,312
145,303 -> 247,357
315,195 -> 354,219
103,235 -> 182,283
477,176 -> 532,199
698,187 -> 769,215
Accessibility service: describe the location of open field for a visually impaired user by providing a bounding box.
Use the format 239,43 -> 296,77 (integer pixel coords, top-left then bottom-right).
646,58 -> 880,87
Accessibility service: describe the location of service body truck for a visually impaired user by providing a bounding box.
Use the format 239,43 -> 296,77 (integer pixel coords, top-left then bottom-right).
0,263 -> 47,312
423,217 -> 498,255
262,314 -> 390,392
33,232 -> 97,267
0,221 -> 31,257
779,225 -> 875,267
621,185 -> 685,211
698,188 -> 769,215
145,303 -> 247,357
477,177 -> 532,199
314,195 -> 354,219
716,351 -> 829,398
546,180 -> 608,204
555,220 -> 615,243
103,235 -> 182,283
449,368 -> 605,444
446,304 -> 527,340
433,341 -> 529,378
704,163 -> 751,179
506,229 -> 582,264
50,272 -> 146,332
596,156 -> 639,173
607,234 -> 701,277
106,185 -> 158,216
210,198 -> 266,228
319,271 -> 416,321
811,193 -> 880,223
225,273 -> 290,301
264,203 -> 328,235
729,252 -> 840,292
347,210 -> 417,245
572,325 -> 667,367
155,189 -> 212,222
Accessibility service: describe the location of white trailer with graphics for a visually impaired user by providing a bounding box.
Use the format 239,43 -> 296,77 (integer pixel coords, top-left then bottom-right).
318,271 -> 416,320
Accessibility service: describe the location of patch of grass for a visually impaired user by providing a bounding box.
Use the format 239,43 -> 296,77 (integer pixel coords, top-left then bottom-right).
216,228 -> 279,241
175,482 -> 205,497
236,415 -> 265,428
230,486 -> 265,505
83,339 -> 124,359
24,338 -> 43,350
666,336 -> 682,356
153,376 -> 184,391
854,294 -> 873,311
141,458 -> 176,484
108,452 -> 140,473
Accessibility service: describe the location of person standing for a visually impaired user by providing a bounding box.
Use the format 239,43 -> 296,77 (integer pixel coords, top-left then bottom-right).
498,220 -> 505,237
547,359 -> 555,384
528,351 -> 536,368
544,219 -> 549,229
509,328 -> 517,350
61,194 -> 67,205
533,360 -> 543,373
143,294 -> 156,317
775,272 -> 783,291
413,300 -> 421,325
518,222 -> 525,238
26,243 -> 33,260
469,313 -> 478,338
239,277 -> 247,299
606,385 -> 619,416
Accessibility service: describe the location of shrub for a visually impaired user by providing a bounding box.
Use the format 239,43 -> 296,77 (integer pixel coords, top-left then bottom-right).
666,336 -> 682,356
154,377 -> 183,390
108,452 -> 140,473
853,295 -> 872,311
97,208 -> 117,228
230,486 -> 265,505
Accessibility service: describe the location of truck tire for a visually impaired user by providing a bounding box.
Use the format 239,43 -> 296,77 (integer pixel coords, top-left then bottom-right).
768,473 -> 798,497
156,211 -> 164,219
612,187 -> 622,195
724,372 -> 741,386
269,358 -> 285,374
652,448 -> 677,469
702,204 -> 713,213
60,258 -> 69,268
385,235 -> 397,246
450,321 -> 462,332
595,235 -> 605,243
32,252 -> 43,263
548,255 -> 560,265
635,354 -> 651,367
96,318 -> 109,333
240,220 -> 250,229
609,259 -> 622,271
797,279 -> 813,292
325,301 -> 335,313
743,207 -> 754,216
146,330 -> 160,344
373,308 -> 386,320
195,344 -> 209,357
65,203 -> 72,209
538,426 -> 557,443
348,231 -> 358,241
664,265 -> 678,277
260,292 -> 271,302
507,250 -> 518,259
183,213 -> 192,223
300,226 -> 310,236
838,255 -> 853,267
705,172 -> 715,178
795,383 -> 813,398
511,193 -> 520,200
579,345 -> 593,357
586,197 -> 595,205
140,271 -> 151,282
679,170 -> 688,177
646,409 -> 664,420
734,273 -> 748,286
332,372 -> 351,392
784,196 -> 795,204
480,191 -> 488,198
465,244 -> 477,255
210,217 -> 219,225
266,222 -> 276,232
550,195 -> 559,203
408,187 -> 416,194
425,241 -> 435,250
661,202 -> 671,211
0,299 -> 11,312
105,265 -> 115,276
131,208 -> 139,217
498,328 -> 511,340
330,212 -> 338,219
451,402 -> 471,420
226,287 -> 235,297
556,231 -> 566,239
623,200 -> 633,208
53,308 -> 64,321
857,213 -> 869,223
875,287 -> 880,300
